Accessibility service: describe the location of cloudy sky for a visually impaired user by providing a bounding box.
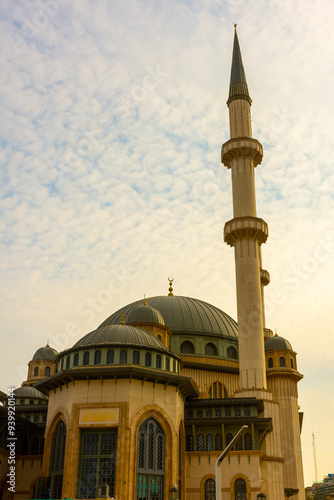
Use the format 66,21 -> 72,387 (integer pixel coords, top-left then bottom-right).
1,0 -> 333,487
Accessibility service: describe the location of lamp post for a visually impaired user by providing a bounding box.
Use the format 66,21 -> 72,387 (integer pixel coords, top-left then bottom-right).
169,485 -> 179,499
215,425 -> 248,500
257,493 -> 266,500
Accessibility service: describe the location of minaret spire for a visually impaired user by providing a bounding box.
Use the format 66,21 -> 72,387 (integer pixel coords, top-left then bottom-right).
222,29 -> 270,392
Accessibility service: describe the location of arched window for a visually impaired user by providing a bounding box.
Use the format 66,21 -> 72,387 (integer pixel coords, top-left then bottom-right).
208,381 -> 228,399
290,358 -> 294,369
83,351 -> 90,366
197,411 -> 202,418
74,353 -> 79,366
34,414 -> 40,423
156,354 -> 162,369
235,478 -> 247,500
180,340 -> 194,354
20,399 -> 25,405
137,418 -> 165,500
225,409 -> 231,417
244,408 -> 250,417
107,349 -> 114,364
66,356 -> 70,369
206,434 -> 213,451
245,433 -> 252,450
120,350 -> 127,364
206,410 -> 212,417
94,350 -> 101,365
236,438 -> 242,450
32,438 -> 39,454
215,434 -> 222,450
45,366 -> 50,376
165,357 -> 170,371
133,351 -> 140,365
61,359 -> 64,370
268,357 -> 273,368
34,366 -> 39,376
186,434 -> 194,451
173,359 -> 176,372
50,421 -> 67,499
29,400 -> 34,405
145,352 -> 151,367
216,409 -> 221,418
157,335 -> 162,342
205,343 -> 217,356
205,478 -> 216,500
280,356 -> 286,367
235,408 -> 241,417
227,346 -> 238,359
226,433 -> 233,446
197,434 -> 204,451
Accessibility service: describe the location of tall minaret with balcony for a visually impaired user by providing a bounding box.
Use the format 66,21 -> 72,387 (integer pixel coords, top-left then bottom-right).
223,26 -> 270,391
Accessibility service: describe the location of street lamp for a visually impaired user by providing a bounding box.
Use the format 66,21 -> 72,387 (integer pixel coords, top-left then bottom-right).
257,493 -> 266,500
215,425 -> 249,500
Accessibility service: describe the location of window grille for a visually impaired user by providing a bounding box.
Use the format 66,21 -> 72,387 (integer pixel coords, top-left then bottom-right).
225,409 -> 231,417
227,346 -> 238,359
45,366 -> 50,376
235,478 -> 247,500
216,409 -> 221,417
180,340 -> 195,354
226,433 -> 233,445
215,434 -> 223,450
107,349 -> 114,364
205,478 -> 216,500
206,434 -> 213,451
83,351 -> 90,366
186,434 -> 194,451
78,431 -> 117,499
205,343 -> 217,356
245,433 -> 252,450
66,356 -> 70,369
236,438 -> 242,450
173,360 -> 176,372
235,408 -> 241,417
197,434 -> 204,451
165,357 -> 170,371
245,408 -> 250,416
133,351 -> 140,365
156,354 -> 162,369
74,353 -> 79,366
120,350 -> 127,364
207,410 -> 212,417
208,381 -> 228,399
145,352 -> 151,367
136,418 -> 165,500
94,350 -> 101,365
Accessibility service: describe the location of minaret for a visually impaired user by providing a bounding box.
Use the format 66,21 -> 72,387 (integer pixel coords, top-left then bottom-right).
223,26 -> 269,390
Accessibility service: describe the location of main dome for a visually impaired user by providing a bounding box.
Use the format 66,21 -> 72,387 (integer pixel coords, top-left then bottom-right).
100,295 -> 238,339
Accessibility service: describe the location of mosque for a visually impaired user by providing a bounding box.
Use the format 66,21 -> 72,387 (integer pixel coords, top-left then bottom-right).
0,29 -> 305,500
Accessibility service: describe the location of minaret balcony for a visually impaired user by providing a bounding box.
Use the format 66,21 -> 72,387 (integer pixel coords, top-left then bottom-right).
222,137 -> 263,168
224,216 -> 268,246
260,269 -> 270,286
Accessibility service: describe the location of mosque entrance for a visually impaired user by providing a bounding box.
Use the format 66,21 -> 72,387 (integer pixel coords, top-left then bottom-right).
136,418 -> 165,500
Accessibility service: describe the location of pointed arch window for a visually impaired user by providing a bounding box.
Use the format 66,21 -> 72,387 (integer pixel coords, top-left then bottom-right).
205,478 -> 216,500
268,357 -> 273,368
206,434 -> 213,451
165,357 -> 170,371
136,418 -> 165,500
186,434 -> 194,451
34,366 -> 39,377
120,350 -> 127,364
226,433 -> 233,446
215,434 -> 223,451
280,356 -> 286,367
156,354 -> 162,369
197,434 -> 204,451
83,351 -> 90,366
50,420 -> 67,499
235,478 -> 247,500
107,349 -> 114,364
145,352 -> 151,367
74,353 -> 79,366
94,350 -> 101,365
133,351 -> 140,365
245,433 -> 252,450
66,356 -> 70,369
45,366 -> 50,376
208,381 -> 228,399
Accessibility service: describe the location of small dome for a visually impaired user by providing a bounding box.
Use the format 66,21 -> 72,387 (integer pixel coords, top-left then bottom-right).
265,335 -> 293,352
14,386 -> 48,401
126,303 -> 165,326
32,345 -> 58,361
72,324 -> 168,351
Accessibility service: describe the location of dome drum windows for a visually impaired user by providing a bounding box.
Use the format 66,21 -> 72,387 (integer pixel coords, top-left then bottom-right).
280,356 -> 286,367
227,345 -> 238,360
94,350 -> 101,365
34,367 -> 39,377
205,343 -> 218,356
107,349 -> 114,364
180,340 -> 195,354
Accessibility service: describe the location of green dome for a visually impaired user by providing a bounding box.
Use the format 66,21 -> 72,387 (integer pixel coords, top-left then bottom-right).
100,295 -> 238,339
73,324 -> 168,351
14,386 -> 48,401
32,345 -> 58,361
126,303 -> 165,326
265,335 -> 293,352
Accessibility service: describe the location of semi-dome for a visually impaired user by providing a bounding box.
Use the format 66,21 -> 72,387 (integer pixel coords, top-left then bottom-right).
32,345 -> 58,361
265,335 -> 293,352
100,295 -> 238,339
14,386 -> 48,400
73,324 -> 168,351
126,302 -> 165,326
